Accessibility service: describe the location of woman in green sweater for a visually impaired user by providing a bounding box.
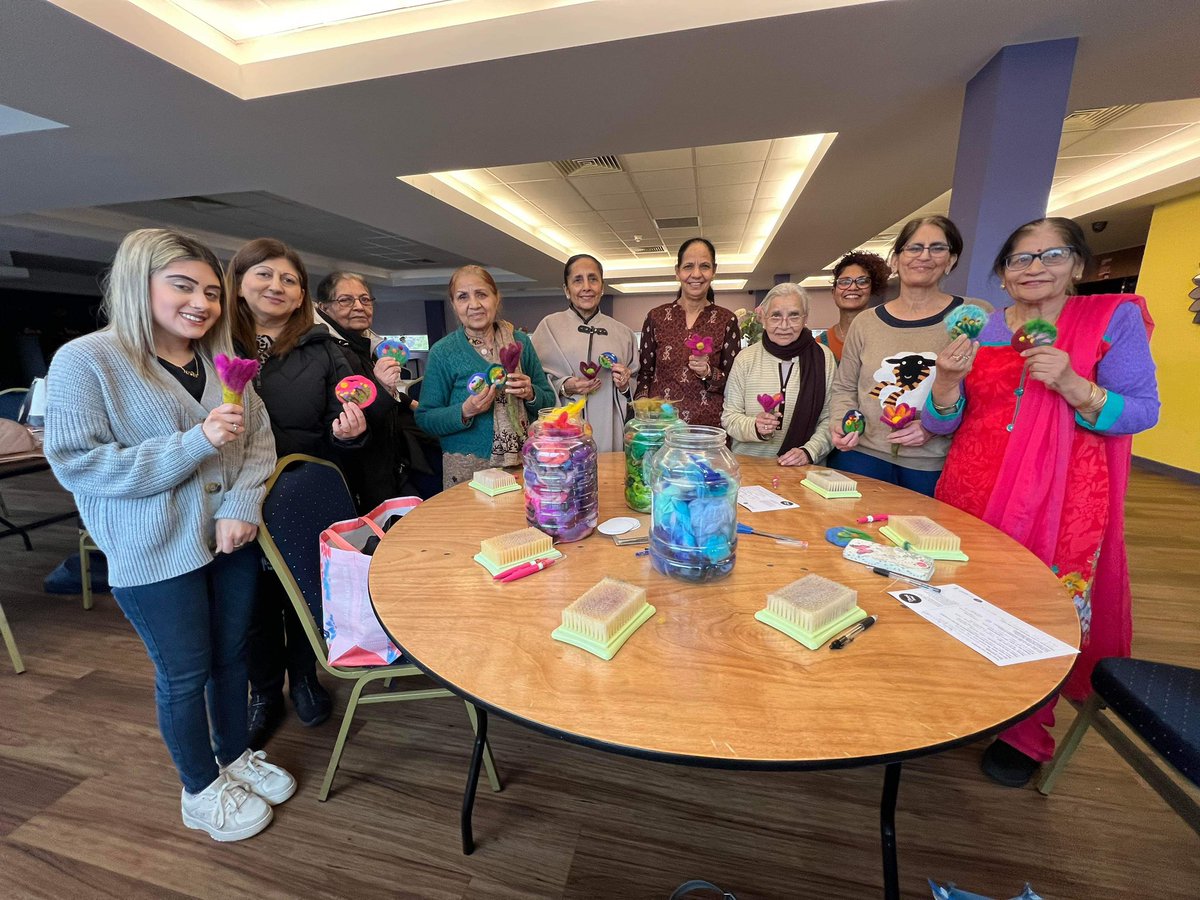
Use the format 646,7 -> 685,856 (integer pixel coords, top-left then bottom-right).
416,265 -> 556,489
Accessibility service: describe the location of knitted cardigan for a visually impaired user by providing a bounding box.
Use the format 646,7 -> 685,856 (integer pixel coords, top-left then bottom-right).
415,328 -> 556,458
44,330 -> 277,588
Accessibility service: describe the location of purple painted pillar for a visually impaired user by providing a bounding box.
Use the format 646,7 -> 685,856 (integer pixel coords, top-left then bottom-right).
944,39 -> 1077,307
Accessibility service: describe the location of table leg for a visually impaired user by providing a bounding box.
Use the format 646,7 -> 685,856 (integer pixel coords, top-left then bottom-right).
880,762 -> 901,900
461,703 -> 488,855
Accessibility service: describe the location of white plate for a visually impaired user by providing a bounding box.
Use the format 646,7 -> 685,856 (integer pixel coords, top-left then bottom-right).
597,516 -> 641,536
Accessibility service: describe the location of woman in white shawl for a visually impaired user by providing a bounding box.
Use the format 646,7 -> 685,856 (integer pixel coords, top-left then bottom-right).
531,254 -> 638,451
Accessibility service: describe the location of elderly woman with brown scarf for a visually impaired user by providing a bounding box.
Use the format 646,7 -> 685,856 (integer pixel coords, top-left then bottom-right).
721,283 -> 835,465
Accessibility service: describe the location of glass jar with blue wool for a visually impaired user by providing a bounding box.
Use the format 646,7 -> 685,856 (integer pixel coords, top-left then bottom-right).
647,425 -> 741,582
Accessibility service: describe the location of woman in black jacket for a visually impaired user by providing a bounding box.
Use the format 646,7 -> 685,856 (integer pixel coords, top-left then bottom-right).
228,239 -> 367,747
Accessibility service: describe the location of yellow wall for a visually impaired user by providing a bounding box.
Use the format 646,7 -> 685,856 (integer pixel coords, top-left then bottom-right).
1133,191 -> 1200,473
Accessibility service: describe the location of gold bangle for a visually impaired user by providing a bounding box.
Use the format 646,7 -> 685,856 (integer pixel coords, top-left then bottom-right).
1077,382 -> 1108,415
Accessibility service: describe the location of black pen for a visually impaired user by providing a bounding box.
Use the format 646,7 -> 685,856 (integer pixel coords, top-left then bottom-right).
830,615 -> 877,650
871,566 -> 942,593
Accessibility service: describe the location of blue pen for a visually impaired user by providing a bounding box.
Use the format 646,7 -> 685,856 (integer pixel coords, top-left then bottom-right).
736,523 -> 807,546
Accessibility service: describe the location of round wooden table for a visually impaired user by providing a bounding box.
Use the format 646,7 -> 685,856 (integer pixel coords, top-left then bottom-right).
371,454 -> 1079,898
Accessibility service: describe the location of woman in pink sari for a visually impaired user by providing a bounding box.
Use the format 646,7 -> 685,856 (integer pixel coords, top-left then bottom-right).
925,217 -> 1159,787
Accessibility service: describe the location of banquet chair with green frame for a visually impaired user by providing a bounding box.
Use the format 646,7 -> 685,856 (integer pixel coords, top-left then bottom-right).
1,598 -> 25,673
258,453 -> 501,801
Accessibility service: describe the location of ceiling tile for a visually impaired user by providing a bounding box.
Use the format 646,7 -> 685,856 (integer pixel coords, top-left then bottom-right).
755,180 -> 788,202
490,161 -> 561,183
590,194 -> 643,211
1106,99 -> 1200,129
695,140 -> 771,167
769,135 -> 820,160
569,172 -> 635,197
699,182 -> 756,204
647,202 -> 700,219
703,227 -> 744,243
552,210 -> 606,226
621,148 -> 694,172
1053,154 -> 1121,177
700,199 -> 753,218
1063,125 -> 1186,157
512,180 -> 591,211
1059,132 -> 1089,152
761,157 -> 803,182
631,168 -> 695,191
597,206 -> 648,222
752,197 -> 782,215
697,162 -> 764,187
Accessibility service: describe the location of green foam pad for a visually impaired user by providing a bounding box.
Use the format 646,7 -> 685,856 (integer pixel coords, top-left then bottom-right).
468,480 -> 521,497
879,525 -> 969,561
755,605 -> 864,650
552,602 -> 656,661
800,479 -> 862,500
473,547 -> 562,578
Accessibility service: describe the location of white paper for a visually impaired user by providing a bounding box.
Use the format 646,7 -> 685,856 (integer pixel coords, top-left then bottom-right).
736,485 -> 798,513
887,584 -> 1078,667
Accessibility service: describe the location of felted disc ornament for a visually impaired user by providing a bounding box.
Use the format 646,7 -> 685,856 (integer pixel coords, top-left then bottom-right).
945,304 -> 990,340
468,373 -> 488,394
599,351 -> 619,369
374,339 -> 409,365
842,409 -> 866,435
334,375 -> 377,408
1011,318 -> 1058,351
486,364 -> 508,386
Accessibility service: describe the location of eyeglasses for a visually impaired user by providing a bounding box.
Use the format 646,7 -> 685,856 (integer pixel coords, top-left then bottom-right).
1002,246 -> 1075,271
834,275 -> 872,288
767,311 -> 806,324
899,243 -> 952,257
331,294 -> 375,310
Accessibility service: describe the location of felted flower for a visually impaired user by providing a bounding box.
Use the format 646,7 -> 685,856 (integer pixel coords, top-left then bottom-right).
499,341 -> 522,373
880,402 -> 917,457
685,333 -> 713,356
579,360 -> 599,378
214,353 -> 260,405
757,392 -> 784,413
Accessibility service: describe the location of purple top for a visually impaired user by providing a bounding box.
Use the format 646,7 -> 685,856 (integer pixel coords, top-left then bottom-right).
924,302 -> 1159,436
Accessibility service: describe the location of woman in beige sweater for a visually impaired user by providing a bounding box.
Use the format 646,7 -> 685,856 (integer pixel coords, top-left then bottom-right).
827,215 -> 991,496
722,283 -> 835,465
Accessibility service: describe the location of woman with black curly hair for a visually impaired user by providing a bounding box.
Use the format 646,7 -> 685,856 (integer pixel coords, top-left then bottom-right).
820,250 -> 891,361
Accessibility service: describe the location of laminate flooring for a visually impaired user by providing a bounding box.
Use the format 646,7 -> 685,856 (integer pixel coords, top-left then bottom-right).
1,469 -> 1197,899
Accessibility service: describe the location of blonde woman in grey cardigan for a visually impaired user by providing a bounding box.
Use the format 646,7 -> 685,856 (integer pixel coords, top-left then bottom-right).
721,283 -> 835,465
44,229 -> 295,842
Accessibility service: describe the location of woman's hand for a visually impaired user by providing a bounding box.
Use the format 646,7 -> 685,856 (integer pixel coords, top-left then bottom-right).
1022,346 -> 1085,396
611,363 -> 633,391
504,372 -> 536,402
373,356 -> 401,391
831,429 -> 860,451
887,419 -> 932,447
687,355 -> 712,378
215,518 -> 257,554
936,335 -> 977,384
564,375 -> 600,396
462,384 -> 496,419
778,447 -> 811,467
332,402 -> 367,440
755,410 -> 782,438
203,403 -> 244,448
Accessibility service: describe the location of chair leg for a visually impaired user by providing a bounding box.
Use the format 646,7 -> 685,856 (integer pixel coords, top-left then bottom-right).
1038,693 -> 1102,795
1,600 -> 26,674
79,533 -> 93,611
382,677 -> 393,689
319,677 -> 368,801
465,700 -> 502,792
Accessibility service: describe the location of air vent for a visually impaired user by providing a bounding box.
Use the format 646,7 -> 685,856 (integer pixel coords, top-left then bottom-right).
1062,105 -> 1140,133
634,246 -> 666,254
655,216 -> 700,230
552,155 -> 623,177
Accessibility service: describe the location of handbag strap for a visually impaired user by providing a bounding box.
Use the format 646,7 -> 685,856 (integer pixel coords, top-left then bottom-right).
321,516 -> 387,552
669,881 -> 737,900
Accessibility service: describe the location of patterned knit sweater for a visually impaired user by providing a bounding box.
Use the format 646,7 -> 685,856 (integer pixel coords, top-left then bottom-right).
44,330 -> 276,588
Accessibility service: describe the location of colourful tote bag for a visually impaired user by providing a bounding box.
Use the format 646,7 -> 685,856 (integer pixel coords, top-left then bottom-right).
318,496 -> 421,667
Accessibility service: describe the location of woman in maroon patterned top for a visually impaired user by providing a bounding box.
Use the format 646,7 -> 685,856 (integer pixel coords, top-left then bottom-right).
634,238 -> 740,426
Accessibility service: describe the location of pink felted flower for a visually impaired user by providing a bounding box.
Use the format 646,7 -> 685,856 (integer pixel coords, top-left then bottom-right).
880,402 -> 917,457
214,354 -> 259,405
685,333 -> 713,356
757,393 -> 784,413
499,342 -> 522,373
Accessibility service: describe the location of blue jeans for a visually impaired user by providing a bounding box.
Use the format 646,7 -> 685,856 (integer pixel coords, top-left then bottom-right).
113,547 -> 258,794
827,449 -> 942,497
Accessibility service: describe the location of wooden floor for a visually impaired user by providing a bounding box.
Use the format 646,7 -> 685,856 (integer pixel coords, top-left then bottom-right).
1,469 -> 1197,900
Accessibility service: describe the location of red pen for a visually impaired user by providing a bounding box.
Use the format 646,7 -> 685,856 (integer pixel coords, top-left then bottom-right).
498,557 -> 557,583
856,514 -> 889,524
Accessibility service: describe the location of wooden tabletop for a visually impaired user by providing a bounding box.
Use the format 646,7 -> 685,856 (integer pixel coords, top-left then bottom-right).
370,454 -> 1079,770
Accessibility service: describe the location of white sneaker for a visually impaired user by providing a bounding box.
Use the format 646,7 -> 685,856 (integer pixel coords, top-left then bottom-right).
181,772 -> 272,842
222,749 -> 297,806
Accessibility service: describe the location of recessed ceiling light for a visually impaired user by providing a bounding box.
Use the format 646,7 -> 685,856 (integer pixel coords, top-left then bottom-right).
608,279 -> 748,294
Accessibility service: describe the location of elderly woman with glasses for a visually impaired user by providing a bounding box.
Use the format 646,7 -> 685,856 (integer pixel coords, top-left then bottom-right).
721,283 -> 835,465
828,215 -> 991,496
820,251 -> 891,361
923,217 -> 1159,787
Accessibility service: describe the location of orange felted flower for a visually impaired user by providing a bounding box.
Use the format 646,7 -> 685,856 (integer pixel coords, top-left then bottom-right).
880,402 -> 917,457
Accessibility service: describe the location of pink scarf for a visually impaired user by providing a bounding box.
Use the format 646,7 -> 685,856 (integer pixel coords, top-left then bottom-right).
983,294 -> 1152,694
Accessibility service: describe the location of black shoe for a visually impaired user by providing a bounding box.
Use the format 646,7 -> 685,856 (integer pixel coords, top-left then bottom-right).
247,691 -> 286,750
290,675 -> 332,727
981,739 -> 1040,787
